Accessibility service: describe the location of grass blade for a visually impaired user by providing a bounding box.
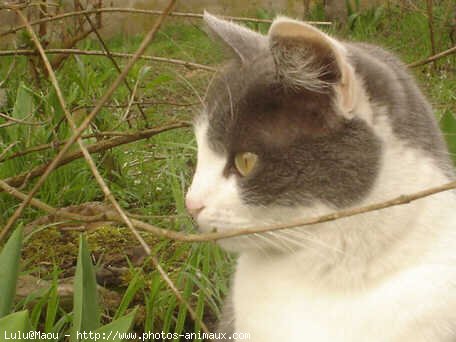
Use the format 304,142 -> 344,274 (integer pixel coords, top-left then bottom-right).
0,226 -> 23,318
113,271 -> 143,320
71,235 -> 100,341
44,272 -> 60,333
84,308 -> 137,342
0,310 -> 33,340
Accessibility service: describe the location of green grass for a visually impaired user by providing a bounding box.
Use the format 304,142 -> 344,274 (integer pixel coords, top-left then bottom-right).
0,1 -> 455,340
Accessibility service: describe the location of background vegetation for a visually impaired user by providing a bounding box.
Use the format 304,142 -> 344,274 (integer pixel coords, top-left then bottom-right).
0,0 -> 455,340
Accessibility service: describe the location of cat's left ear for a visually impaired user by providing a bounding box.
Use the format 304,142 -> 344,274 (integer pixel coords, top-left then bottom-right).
269,18 -> 356,117
203,11 -> 268,64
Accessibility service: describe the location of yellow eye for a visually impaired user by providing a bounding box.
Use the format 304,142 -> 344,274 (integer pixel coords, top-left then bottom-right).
234,152 -> 258,177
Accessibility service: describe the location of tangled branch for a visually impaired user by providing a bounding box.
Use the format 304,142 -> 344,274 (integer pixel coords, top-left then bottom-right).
1,122 -> 189,189
0,7 -> 332,37
2,173 -> 456,243
0,0 -> 211,334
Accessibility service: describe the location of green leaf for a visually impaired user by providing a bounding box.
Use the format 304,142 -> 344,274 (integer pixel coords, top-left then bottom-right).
44,273 -> 59,333
71,235 -> 100,342
0,226 -> 23,318
6,83 -> 35,142
83,309 -> 137,342
0,311 -> 32,339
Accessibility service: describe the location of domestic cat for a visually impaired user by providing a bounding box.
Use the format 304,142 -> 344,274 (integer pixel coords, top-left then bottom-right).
185,12 -> 456,342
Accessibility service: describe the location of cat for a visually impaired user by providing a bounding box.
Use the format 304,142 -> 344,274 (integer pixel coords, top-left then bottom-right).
185,12 -> 456,342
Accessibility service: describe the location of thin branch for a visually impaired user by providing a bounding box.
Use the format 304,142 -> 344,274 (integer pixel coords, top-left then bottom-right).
0,112 -> 48,126
49,26 -> 94,71
4,45 -> 452,71
78,100 -> 199,109
425,0 -> 436,67
76,0 -> 149,124
0,7 -> 332,37
0,2 -> 210,333
0,142 -> 18,160
0,53 -> 17,87
0,0 -> 181,241
0,179 -> 106,223
408,45 -> 456,67
180,180 -> 456,242
1,122 -> 189,188
2,7 -> 152,258
0,48 -> 216,71
0,123 -> 189,163
1,8 -> 104,240
2,167 -> 456,245
0,121 -> 16,128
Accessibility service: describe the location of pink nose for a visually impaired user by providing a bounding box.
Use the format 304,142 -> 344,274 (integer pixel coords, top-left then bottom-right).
185,196 -> 205,218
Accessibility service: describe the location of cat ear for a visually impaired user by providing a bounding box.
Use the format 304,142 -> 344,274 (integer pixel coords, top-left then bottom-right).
203,11 -> 268,64
268,17 -> 356,116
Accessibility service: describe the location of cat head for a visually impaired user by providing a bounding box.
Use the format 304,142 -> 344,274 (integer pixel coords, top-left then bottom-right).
186,13 -> 382,252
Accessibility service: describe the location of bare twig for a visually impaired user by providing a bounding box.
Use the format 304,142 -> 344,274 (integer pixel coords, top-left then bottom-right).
0,1 -> 210,334
75,0 -> 149,124
78,100 -> 199,109
4,41 -> 452,72
120,75 -> 141,125
0,123 -> 189,163
0,1 -> 178,241
0,142 -> 18,160
0,121 -> 16,128
1,122 -> 189,188
0,48 -> 216,71
0,54 -> 17,87
6,24 -> 144,257
0,179 -> 106,223
1,8 -> 103,240
408,45 -> 456,67
0,112 -> 47,126
426,0 -> 436,67
49,27 -> 94,70
2,169 -> 456,244
0,7 -> 332,37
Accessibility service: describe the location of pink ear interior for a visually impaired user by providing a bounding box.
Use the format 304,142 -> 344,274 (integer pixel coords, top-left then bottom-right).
269,19 -> 356,115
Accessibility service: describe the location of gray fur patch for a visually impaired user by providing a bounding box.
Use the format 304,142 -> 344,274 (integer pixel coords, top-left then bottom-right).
204,54 -> 381,208
347,43 -> 454,175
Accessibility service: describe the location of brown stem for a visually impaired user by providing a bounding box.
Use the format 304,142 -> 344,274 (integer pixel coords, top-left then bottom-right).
1,122 -> 189,188
426,0 -> 437,68
407,45 -> 456,68
0,8 -> 332,37
49,28 -> 94,70
0,48 -> 216,71
75,0 -> 149,124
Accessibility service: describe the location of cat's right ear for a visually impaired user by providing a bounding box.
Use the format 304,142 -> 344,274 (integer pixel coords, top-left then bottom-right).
268,17 -> 356,117
203,11 -> 268,64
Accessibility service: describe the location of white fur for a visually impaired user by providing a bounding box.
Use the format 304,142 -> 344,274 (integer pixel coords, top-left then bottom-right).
187,102 -> 456,342
187,17 -> 456,342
